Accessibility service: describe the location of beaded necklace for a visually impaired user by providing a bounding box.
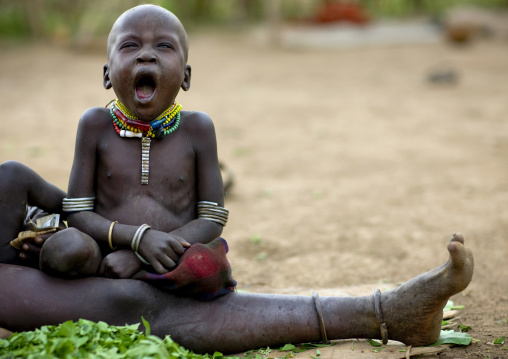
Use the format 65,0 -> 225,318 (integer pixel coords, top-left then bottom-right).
110,99 -> 182,140
107,99 -> 182,185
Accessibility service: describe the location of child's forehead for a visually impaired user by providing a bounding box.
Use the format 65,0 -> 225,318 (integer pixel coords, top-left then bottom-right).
115,19 -> 178,39
108,5 -> 188,58
116,6 -> 182,34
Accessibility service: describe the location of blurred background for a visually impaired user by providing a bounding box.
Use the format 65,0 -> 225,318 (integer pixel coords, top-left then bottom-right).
1,0 -> 507,49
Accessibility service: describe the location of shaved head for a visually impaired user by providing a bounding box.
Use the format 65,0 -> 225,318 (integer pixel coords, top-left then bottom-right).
107,4 -> 189,61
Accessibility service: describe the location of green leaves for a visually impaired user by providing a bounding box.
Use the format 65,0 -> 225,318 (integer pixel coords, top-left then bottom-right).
443,300 -> 464,311
493,336 -> 505,345
3,320 -> 317,359
368,340 -> 384,353
0,319 -> 205,359
458,324 -> 471,332
431,330 -> 472,346
279,344 -> 296,351
142,316 -> 151,337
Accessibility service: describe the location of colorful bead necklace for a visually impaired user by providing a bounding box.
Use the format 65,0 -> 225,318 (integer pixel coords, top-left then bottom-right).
109,99 -> 182,140
107,99 -> 183,185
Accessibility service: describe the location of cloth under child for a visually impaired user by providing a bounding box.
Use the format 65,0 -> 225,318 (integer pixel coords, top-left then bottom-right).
133,237 -> 237,300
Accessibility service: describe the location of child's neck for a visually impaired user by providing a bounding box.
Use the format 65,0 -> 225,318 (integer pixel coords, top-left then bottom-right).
107,99 -> 183,185
109,99 -> 182,140
115,100 -> 176,123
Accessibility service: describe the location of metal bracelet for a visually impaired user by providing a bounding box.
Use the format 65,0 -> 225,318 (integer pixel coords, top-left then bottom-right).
62,197 -> 95,212
197,201 -> 229,226
131,224 -> 151,252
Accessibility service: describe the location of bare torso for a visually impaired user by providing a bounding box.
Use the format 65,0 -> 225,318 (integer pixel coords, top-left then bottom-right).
63,106 -> 223,274
95,112 -> 197,231
67,106 -> 223,235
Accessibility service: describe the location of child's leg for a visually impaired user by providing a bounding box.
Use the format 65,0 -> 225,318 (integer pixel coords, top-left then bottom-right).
0,161 -> 66,264
39,227 -> 102,278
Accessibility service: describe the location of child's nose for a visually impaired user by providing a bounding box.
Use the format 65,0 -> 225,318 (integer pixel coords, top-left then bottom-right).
136,50 -> 157,64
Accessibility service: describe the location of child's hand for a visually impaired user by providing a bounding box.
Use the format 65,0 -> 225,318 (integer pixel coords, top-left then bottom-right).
18,233 -> 53,267
99,249 -> 142,278
138,230 -> 191,274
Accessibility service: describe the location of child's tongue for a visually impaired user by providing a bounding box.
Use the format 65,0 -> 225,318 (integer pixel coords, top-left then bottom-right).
136,83 -> 155,99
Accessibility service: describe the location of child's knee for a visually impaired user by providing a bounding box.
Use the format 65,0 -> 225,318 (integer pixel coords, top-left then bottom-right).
0,161 -> 27,188
39,228 -> 102,278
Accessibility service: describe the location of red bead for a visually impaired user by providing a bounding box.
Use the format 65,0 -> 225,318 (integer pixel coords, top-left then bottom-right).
113,108 -> 151,132
125,119 -> 151,132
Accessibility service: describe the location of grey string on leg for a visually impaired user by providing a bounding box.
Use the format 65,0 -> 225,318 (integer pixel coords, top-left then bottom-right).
312,291 -> 330,344
374,289 -> 389,344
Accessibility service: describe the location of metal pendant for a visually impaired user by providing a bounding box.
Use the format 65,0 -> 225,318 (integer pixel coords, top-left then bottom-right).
141,137 -> 151,184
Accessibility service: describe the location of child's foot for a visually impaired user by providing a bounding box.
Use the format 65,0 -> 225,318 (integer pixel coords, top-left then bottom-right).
381,233 -> 474,346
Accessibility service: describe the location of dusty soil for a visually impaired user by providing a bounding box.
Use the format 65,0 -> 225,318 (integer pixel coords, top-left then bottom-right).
1,28 -> 507,357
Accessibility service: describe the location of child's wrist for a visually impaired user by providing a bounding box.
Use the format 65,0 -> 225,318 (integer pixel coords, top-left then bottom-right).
108,221 -> 118,250
131,224 -> 151,265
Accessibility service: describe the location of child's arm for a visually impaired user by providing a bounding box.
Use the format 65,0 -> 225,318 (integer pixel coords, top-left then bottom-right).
166,111 -> 226,245
65,108 -> 125,244
134,112 -> 226,273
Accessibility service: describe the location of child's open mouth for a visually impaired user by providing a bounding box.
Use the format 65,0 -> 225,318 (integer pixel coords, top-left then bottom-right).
135,76 -> 156,100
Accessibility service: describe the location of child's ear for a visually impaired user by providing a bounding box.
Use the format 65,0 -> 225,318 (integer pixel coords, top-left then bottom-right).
103,63 -> 112,89
181,64 -> 191,91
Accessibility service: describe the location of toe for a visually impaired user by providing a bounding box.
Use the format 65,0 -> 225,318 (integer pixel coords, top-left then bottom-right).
450,233 -> 464,244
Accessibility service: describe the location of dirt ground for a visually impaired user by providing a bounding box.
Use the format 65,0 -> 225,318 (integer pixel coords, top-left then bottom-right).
1,25 -> 507,358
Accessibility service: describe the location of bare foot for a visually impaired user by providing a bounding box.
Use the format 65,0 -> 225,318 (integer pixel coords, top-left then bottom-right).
382,233 -> 474,346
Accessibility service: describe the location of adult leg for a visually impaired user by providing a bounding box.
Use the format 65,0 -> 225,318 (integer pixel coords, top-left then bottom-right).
158,234 -> 473,352
0,161 -> 66,264
0,234 -> 473,354
0,161 -> 105,277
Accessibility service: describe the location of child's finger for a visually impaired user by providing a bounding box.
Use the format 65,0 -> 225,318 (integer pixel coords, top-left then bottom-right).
23,236 -> 43,245
151,259 -> 170,274
18,250 -> 35,261
168,241 -> 187,256
159,253 -> 177,270
164,248 -> 180,262
21,243 -> 41,255
37,233 -> 54,243
179,239 -> 191,248
169,236 -> 190,252
24,233 -> 51,246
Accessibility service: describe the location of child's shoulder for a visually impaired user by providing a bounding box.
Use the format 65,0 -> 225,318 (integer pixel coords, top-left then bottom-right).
80,106 -> 111,122
181,110 -> 216,133
182,110 -> 213,124
78,107 -> 112,130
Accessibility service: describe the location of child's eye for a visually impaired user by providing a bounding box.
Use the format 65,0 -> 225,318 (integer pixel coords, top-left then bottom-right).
158,43 -> 173,49
120,42 -> 137,49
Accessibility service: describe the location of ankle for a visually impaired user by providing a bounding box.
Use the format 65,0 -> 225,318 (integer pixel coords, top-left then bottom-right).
374,289 -> 388,344
321,295 -> 382,341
